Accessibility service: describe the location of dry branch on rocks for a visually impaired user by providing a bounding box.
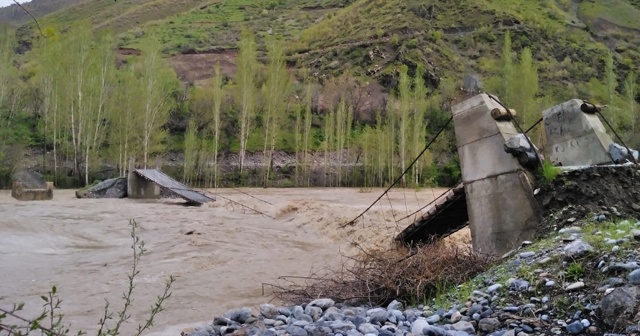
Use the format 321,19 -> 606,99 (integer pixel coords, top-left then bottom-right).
268,239 -> 494,307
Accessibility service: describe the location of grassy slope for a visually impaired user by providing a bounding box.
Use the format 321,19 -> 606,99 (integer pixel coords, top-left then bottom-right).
286,0 -> 640,98
16,0 -> 214,43
6,0 -> 349,55
579,0 -> 640,30
118,0 -> 349,55
10,0 -> 640,98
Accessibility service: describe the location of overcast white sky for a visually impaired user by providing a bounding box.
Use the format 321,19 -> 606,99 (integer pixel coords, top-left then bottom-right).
0,0 -> 30,8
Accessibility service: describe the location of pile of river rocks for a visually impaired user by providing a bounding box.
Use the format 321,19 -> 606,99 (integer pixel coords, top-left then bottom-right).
186,219 -> 640,336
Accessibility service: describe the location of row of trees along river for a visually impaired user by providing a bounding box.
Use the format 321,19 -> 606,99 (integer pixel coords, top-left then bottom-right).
0,22 -> 638,189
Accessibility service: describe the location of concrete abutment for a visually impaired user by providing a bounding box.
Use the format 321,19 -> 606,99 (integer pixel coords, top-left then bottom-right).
11,181 -> 54,201
452,93 -> 542,256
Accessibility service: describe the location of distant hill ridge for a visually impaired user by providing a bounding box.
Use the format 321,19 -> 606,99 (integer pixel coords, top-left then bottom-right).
0,0 -> 85,26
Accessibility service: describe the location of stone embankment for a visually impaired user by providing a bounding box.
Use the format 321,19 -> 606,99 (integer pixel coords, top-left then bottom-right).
185,212 -> 640,336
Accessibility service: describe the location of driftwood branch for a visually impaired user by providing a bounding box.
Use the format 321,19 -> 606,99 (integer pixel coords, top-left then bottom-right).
264,238 -> 493,306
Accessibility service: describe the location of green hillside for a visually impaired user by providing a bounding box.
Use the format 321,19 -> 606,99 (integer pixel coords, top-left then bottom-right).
286,0 -> 640,97
0,0 -> 638,189
10,0 -> 640,93
118,0 -> 349,54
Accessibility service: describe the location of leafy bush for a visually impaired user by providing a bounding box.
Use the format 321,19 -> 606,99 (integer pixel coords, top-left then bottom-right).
390,33 -> 400,46
406,39 -> 418,49
428,30 -> 443,42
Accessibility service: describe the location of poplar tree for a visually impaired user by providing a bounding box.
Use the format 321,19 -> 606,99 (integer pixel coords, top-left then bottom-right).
197,136 -> 210,187
387,100 -> 396,184
236,28 -> 258,173
323,111 -> 334,187
335,97 -> 347,186
0,25 -> 15,117
39,68 -> 54,172
49,25 -> 116,185
63,22 -> 94,184
514,47 -> 538,129
624,71 -> 637,146
375,108 -> 385,185
397,65 -> 411,186
138,37 -> 177,168
83,33 -> 115,185
411,66 -> 428,187
41,31 -> 66,183
359,125 -> 374,188
110,65 -> 141,176
211,62 -> 223,187
294,101 -> 302,185
0,25 -> 16,165
262,38 -> 291,186
345,103 -> 354,185
501,31 -> 514,105
183,119 -> 199,185
604,51 -> 618,129
303,82 -> 313,186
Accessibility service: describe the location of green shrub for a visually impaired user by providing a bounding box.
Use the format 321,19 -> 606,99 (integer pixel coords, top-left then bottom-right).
539,159 -> 561,182
390,33 -> 400,46
428,30 -> 443,42
278,178 -> 294,188
566,262 -> 585,280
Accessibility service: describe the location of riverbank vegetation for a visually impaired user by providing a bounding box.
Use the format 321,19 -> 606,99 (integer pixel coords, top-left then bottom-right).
1,0 -> 639,189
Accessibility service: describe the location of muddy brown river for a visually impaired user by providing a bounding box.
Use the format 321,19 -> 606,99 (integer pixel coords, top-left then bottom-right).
0,188 -> 456,336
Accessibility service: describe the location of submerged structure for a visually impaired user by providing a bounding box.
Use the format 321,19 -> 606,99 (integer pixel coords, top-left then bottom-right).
11,171 -> 54,201
74,168 -> 215,206
11,181 -> 54,201
129,169 -> 215,205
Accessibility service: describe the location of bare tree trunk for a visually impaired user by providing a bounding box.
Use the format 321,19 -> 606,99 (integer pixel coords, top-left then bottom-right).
53,96 -> 58,185
303,84 -> 312,187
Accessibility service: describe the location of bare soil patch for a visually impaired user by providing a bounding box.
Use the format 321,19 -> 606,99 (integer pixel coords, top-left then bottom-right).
169,50 -> 238,86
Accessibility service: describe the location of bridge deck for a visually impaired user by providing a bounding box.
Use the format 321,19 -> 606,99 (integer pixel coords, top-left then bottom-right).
395,182 -> 469,245
134,169 -> 215,205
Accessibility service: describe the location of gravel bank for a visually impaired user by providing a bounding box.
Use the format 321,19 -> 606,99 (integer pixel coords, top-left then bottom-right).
185,217 -> 640,336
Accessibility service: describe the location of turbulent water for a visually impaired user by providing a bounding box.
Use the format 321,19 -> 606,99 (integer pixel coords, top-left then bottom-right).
0,187 -> 455,336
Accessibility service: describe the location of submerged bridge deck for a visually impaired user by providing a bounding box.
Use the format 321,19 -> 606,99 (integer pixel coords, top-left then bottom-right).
395,182 -> 469,245
134,169 -> 215,205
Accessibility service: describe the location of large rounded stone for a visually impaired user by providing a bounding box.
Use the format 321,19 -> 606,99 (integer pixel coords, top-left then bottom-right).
597,287 -> 639,329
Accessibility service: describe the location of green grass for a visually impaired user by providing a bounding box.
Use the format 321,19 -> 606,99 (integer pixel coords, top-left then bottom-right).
579,0 -> 640,30
114,0 -> 345,55
284,0 -> 634,97
582,219 -> 637,252
539,160 -> 562,182
566,262 -> 585,280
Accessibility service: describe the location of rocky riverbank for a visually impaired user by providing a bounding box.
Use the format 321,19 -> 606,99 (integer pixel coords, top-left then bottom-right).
184,215 -> 640,336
